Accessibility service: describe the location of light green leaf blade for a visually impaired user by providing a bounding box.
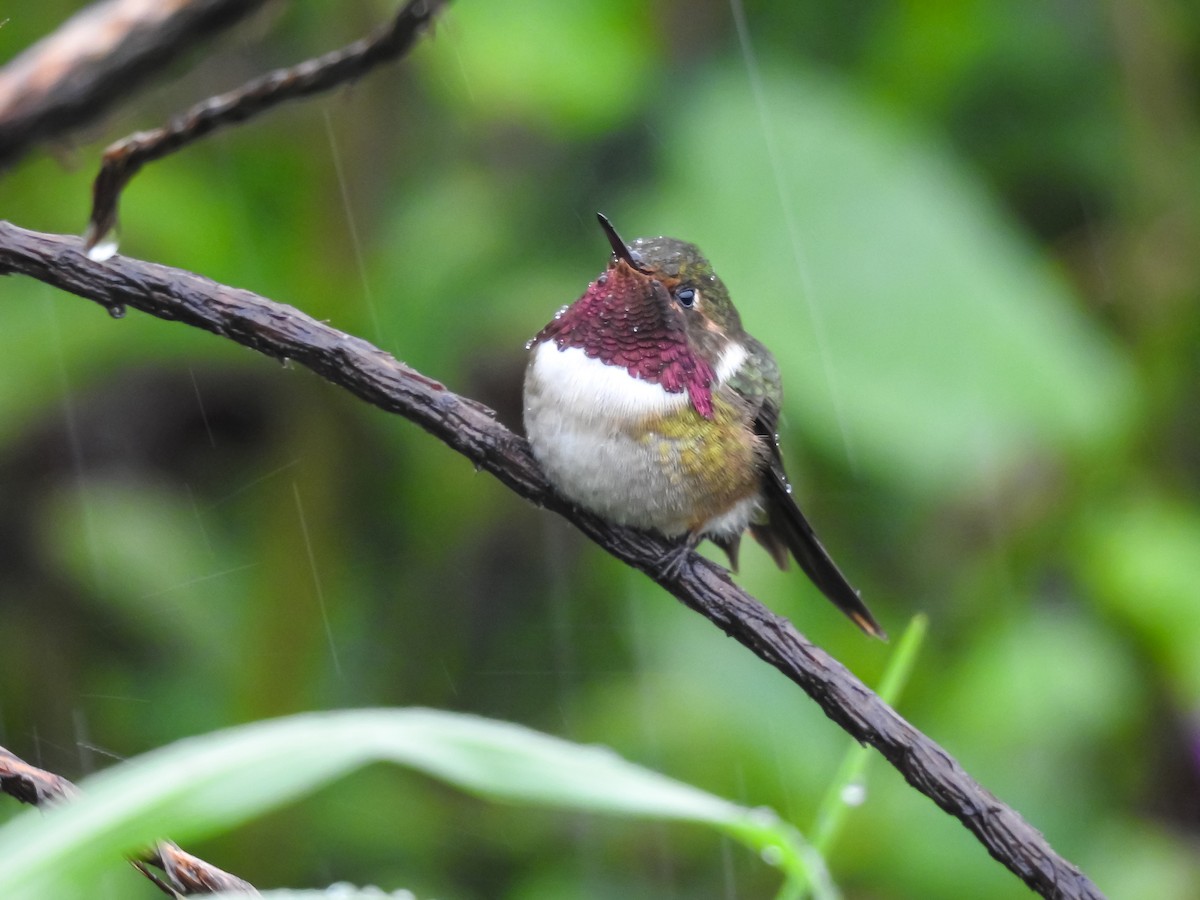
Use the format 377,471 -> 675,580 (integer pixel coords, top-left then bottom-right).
0,709 -> 825,897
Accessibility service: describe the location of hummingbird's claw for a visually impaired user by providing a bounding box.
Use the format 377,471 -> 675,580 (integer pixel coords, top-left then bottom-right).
658,533 -> 702,581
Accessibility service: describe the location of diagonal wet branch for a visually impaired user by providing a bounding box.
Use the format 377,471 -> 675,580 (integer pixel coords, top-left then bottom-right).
0,744 -> 255,895
0,221 -> 1105,900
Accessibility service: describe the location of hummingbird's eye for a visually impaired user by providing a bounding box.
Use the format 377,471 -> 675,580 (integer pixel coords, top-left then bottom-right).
675,287 -> 697,308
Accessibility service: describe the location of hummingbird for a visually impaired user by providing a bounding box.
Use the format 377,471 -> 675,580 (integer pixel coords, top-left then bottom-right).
523,214 -> 884,639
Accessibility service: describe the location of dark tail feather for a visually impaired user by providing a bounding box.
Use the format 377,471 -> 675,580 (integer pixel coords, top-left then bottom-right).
757,469 -> 886,640
711,532 -> 743,573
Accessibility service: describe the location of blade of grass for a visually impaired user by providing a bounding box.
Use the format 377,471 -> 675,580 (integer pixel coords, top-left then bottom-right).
0,708 -> 834,898
812,614 -> 928,851
783,615 -> 928,899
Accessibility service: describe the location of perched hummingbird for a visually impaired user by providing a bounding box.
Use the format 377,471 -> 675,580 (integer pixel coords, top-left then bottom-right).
523,214 -> 884,638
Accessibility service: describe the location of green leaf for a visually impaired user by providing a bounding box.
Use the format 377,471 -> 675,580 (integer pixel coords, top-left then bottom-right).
811,614 -> 928,854
421,0 -> 657,136
0,709 -> 831,898
1074,492 -> 1200,702
38,480 -> 242,655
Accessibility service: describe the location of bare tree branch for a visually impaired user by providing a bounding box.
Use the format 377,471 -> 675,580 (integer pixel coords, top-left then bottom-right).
0,0 -> 272,170
0,746 -> 79,806
84,0 -> 447,250
149,842 -> 257,895
0,222 -> 1107,900
0,743 -> 255,895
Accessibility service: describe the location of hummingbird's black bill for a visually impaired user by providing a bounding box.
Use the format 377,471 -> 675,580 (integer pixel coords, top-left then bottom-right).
596,212 -> 645,271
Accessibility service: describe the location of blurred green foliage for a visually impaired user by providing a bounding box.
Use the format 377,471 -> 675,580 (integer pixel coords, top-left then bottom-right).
2,0 -> 1199,897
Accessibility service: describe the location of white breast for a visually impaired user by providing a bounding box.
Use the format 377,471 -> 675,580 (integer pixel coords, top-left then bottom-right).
523,340 -> 752,536
525,341 -> 689,421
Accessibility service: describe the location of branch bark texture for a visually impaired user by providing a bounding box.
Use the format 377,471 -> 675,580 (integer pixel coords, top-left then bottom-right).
1,744 -> 254,895
0,222 -> 1105,900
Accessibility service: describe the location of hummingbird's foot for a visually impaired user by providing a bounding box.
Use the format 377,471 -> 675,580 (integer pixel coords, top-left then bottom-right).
659,533 -> 703,581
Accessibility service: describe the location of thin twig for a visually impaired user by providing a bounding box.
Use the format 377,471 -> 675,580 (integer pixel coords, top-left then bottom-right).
152,842 -> 257,894
84,0 -> 446,251
0,0 -> 272,170
0,742 -> 256,895
0,222 -> 1107,900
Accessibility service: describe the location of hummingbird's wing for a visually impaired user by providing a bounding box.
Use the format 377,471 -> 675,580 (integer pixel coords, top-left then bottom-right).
753,420 -> 887,639
728,342 -> 886,639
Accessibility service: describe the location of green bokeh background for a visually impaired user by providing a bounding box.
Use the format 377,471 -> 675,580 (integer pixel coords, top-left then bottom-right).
2,1 -> 1199,897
